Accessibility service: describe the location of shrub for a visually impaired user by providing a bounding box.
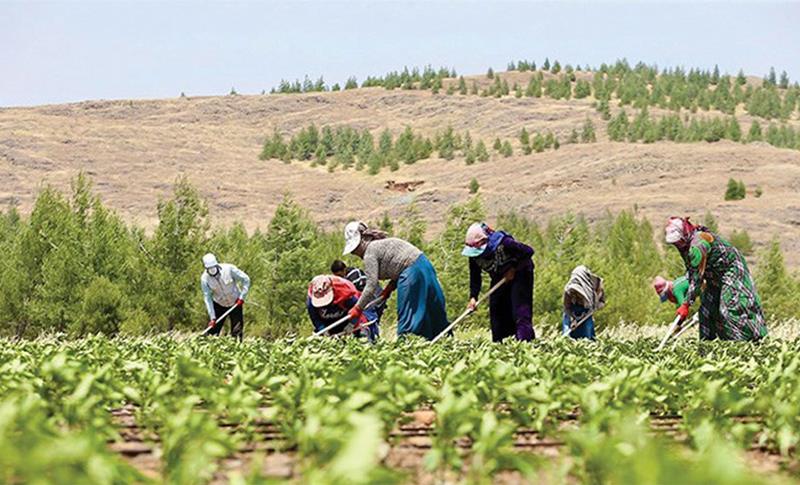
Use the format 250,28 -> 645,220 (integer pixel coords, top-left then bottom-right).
469,178 -> 480,194
724,179 -> 746,200
77,276 -> 127,336
728,229 -> 754,255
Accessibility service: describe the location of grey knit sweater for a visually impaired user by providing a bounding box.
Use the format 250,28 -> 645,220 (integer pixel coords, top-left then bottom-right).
356,238 -> 422,308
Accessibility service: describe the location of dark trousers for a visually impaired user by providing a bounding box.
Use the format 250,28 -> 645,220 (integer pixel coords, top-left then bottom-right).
488,263 -> 535,342
208,302 -> 244,340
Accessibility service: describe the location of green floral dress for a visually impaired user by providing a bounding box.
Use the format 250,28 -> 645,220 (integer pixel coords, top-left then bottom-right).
681,230 -> 767,341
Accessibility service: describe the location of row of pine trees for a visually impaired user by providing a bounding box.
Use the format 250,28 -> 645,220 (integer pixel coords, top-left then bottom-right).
1,175 -> 797,340
264,59 -> 799,122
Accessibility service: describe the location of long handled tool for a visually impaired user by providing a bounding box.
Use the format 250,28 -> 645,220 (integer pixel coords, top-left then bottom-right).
670,313 -> 699,347
336,319 -> 378,338
656,315 -> 682,351
656,312 -> 697,351
431,277 -> 508,344
313,295 -> 385,337
200,303 -> 240,336
564,310 -> 595,337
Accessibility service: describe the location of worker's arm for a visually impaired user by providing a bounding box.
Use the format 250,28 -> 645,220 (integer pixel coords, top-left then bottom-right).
469,257 -> 482,300
306,298 -> 326,332
230,265 -> 251,300
684,236 -> 711,305
355,251 -> 380,309
200,277 -> 216,320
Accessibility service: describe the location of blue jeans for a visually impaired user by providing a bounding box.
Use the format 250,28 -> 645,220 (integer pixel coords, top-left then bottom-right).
562,304 -> 595,340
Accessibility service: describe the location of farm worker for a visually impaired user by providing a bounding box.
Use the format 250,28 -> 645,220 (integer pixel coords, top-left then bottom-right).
331,259 -> 386,319
462,222 -> 536,342
331,259 -> 368,292
664,217 -> 767,341
562,265 -> 606,340
342,221 -> 448,340
200,253 -> 251,340
652,275 -> 690,307
307,275 -> 379,341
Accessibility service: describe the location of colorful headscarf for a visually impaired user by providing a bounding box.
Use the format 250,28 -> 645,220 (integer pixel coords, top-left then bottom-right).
664,217 -> 697,248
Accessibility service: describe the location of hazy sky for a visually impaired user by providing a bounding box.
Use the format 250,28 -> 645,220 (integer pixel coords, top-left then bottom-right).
2,1 -> 799,107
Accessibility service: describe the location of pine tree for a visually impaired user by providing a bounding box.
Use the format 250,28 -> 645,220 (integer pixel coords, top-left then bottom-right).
486,67 -> 495,79
519,127 -> 530,147
500,140 -> 513,157
779,71 -> 790,89
726,117 -> 742,142
711,65 -> 720,85
748,120 -> 763,142
493,138 -> 502,151
469,178 -> 480,194
475,140 -> 489,162
345,77 -> 358,90
736,69 -> 747,86
367,152 -> 382,175
581,118 -> 597,143
608,109 -> 629,141
458,76 -> 467,95
542,58 -> 551,71
574,79 -> 591,98
551,60 -> 561,74
724,178 -> 745,200
567,128 -> 579,144
766,67 -> 777,86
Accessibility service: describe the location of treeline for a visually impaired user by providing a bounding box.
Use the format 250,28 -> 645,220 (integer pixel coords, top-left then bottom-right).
259,121 -> 606,172
270,65 -> 456,94
266,59 -> 799,122
481,59 -> 799,122
606,108 -> 800,149
1,176 -> 797,340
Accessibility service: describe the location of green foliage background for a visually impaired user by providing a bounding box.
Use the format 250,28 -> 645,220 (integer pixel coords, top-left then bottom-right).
0,174 -> 797,339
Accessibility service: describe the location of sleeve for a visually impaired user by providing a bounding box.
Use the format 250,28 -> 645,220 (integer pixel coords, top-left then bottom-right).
673,276 -> 690,306
356,251 -> 380,309
307,298 -> 326,332
505,238 -> 535,260
230,265 -> 251,300
684,237 -> 711,305
201,277 -> 216,320
469,257 -> 482,299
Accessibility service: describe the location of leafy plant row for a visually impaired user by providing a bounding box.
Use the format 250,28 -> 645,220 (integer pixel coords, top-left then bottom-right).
2,335 -> 800,483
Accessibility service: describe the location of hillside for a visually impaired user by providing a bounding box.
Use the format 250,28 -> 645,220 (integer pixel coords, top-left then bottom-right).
1,69 -> 800,266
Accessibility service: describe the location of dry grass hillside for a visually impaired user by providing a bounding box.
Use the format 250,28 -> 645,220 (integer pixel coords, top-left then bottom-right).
1,71 -> 799,266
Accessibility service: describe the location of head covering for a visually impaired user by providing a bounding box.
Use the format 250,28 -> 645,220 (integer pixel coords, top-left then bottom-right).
665,217 -> 697,247
345,267 -> 368,292
563,265 -> 605,312
652,275 -> 673,303
343,221 -> 367,255
462,223 -> 490,257
308,275 -> 335,307
202,253 -> 219,269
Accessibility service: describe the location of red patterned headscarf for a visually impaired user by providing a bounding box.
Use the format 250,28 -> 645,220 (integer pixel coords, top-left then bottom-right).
665,216 -> 697,248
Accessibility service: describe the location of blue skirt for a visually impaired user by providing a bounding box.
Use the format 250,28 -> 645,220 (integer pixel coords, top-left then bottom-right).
562,304 -> 596,340
396,254 -> 448,340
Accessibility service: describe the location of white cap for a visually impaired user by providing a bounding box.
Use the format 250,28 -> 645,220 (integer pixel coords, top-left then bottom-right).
343,221 -> 365,255
202,253 -> 219,269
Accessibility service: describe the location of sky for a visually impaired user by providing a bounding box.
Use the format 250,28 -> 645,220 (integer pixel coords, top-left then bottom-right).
1,1 -> 799,107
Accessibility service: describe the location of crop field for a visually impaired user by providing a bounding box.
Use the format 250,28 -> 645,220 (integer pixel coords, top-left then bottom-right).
3,332 -> 800,484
